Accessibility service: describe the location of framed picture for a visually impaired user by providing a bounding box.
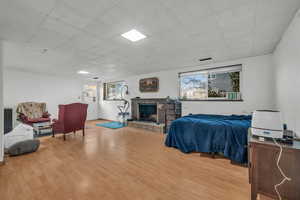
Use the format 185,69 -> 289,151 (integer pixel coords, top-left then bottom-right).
139,77 -> 159,92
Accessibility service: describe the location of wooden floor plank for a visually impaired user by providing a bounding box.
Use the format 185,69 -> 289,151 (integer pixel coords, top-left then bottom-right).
0,120 -> 270,200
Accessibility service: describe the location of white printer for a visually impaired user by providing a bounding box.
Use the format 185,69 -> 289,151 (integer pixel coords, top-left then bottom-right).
251,110 -> 283,139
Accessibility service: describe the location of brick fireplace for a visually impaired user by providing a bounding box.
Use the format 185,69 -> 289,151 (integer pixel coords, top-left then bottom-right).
138,103 -> 157,122
129,98 -> 181,133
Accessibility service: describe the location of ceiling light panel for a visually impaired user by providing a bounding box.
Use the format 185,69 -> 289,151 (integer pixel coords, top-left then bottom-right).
121,29 -> 146,42
77,70 -> 89,74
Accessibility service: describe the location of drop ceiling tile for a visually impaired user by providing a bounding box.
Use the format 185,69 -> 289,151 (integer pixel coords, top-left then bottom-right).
253,38 -> 277,56
0,22 -> 33,43
19,0 -> 57,14
210,47 -> 231,62
99,5 -> 136,26
190,31 -> 225,51
3,41 -> 75,73
0,0 -> 46,42
62,0 -> 118,19
222,29 -> 252,41
83,19 -> 113,38
252,31 -> 281,54
67,33 -> 103,51
75,51 -> 103,61
161,0 -> 213,24
94,5 -> 138,38
216,3 -> 256,33
210,0 -> 255,13
173,48 -> 212,64
228,47 -> 253,61
251,0 -> 300,56
253,8 -> 297,55
118,1 -> 180,35
255,18 -> 288,43
28,27 -> 71,49
85,43 -> 119,57
257,0 -> 300,18
42,17 -> 84,38
90,53 -> 123,67
49,1 -> 93,29
225,35 -> 253,51
181,15 -> 220,37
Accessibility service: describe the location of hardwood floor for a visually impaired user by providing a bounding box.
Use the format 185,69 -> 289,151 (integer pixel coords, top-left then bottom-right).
0,120 -> 270,200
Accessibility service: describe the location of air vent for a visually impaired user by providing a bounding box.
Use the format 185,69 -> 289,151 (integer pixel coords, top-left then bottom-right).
199,57 -> 212,62
93,77 -> 99,80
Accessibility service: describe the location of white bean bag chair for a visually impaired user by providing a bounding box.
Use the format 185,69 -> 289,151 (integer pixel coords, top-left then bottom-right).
4,123 -> 34,149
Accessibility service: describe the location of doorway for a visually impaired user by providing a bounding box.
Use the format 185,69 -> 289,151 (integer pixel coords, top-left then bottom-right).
82,82 -> 100,120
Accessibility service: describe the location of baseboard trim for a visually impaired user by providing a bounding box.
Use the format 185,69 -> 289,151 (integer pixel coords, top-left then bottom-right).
97,118 -> 113,121
86,118 -> 112,122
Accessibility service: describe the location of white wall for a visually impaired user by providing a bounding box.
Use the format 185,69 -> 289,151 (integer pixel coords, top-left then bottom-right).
3,69 -> 83,124
100,54 -> 275,121
273,9 -> 300,137
0,42 -> 4,162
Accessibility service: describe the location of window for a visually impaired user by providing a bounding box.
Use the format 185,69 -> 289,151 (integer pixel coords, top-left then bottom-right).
179,65 -> 242,101
103,81 -> 126,100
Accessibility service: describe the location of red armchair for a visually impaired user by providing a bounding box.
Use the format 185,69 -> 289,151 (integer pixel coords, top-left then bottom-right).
52,103 -> 88,140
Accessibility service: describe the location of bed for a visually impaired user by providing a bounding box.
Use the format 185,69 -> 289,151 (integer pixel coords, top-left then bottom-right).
165,114 -> 252,164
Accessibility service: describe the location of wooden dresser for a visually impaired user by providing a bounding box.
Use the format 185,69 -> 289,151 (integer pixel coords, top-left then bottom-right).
248,134 -> 300,200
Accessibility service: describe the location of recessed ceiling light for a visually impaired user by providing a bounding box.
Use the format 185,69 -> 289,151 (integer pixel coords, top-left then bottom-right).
121,29 -> 146,42
77,70 -> 89,74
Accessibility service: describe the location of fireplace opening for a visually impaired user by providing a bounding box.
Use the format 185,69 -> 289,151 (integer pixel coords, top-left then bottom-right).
139,104 -> 157,122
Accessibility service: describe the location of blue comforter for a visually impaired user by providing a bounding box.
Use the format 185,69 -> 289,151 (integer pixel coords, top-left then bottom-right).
165,114 -> 252,163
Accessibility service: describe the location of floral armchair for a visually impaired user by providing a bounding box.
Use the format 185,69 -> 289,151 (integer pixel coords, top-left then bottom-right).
16,102 -> 51,125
